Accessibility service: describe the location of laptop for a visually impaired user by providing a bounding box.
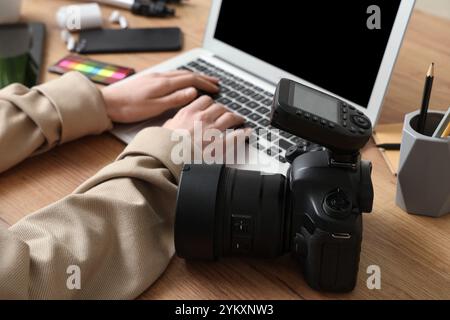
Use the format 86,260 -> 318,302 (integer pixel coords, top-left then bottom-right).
111,0 -> 416,173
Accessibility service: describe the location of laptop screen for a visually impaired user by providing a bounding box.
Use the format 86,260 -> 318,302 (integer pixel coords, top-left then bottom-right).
214,1 -> 402,108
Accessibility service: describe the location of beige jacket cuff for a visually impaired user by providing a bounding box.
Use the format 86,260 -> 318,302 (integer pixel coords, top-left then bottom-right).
35,72 -> 112,144
118,127 -> 183,182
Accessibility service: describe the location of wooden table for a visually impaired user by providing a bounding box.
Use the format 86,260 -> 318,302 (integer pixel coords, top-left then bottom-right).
1,0 -> 449,299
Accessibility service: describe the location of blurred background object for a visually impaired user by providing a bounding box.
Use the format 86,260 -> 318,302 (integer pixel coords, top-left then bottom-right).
0,0 -> 22,24
0,23 -> 45,89
416,0 -> 450,20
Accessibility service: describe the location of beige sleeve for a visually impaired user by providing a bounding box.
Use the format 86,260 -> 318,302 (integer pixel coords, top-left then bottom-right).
0,127 -> 182,299
0,72 -> 112,173
0,73 -> 183,299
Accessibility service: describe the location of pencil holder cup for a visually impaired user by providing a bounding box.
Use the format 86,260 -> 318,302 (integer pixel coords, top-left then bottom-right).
396,110 -> 450,217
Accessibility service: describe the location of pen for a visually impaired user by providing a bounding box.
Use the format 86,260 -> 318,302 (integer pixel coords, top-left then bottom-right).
417,63 -> 434,134
433,107 -> 450,138
376,143 -> 401,150
442,123 -> 450,138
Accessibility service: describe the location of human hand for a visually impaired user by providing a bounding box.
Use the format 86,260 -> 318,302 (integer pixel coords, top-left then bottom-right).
163,95 -> 246,134
101,70 -> 220,123
163,95 -> 251,158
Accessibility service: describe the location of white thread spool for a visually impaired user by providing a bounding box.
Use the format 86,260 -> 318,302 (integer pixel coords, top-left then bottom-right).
56,3 -> 103,32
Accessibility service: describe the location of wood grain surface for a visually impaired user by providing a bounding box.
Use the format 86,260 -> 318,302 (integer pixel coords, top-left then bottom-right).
0,0 -> 448,299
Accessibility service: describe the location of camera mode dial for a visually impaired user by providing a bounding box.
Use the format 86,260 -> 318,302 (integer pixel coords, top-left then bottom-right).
323,188 -> 352,219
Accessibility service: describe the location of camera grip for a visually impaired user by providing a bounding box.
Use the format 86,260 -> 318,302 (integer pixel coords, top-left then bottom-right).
295,218 -> 362,292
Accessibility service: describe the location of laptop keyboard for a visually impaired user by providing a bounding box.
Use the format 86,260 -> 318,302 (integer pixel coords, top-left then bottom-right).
178,58 -> 307,163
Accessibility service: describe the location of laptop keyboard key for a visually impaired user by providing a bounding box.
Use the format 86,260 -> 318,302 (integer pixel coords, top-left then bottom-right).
262,99 -> 272,106
252,94 -> 265,101
290,136 -> 305,145
178,66 -> 194,72
227,91 -> 240,99
265,131 -> 276,142
252,142 -> 265,151
279,131 -> 292,139
220,87 -> 230,94
217,97 -> 232,105
229,81 -> 239,88
242,89 -> 254,96
258,119 -> 270,127
246,101 -> 259,109
238,108 -> 251,116
237,96 -> 250,104
279,139 -> 294,150
278,155 -> 287,163
248,113 -> 262,122
266,146 -> 281,156
228,103 -> 241,111
256,106 -> 270,114
222,79 -> 233,86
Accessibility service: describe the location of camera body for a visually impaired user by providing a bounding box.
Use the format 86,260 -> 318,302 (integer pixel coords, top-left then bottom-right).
272,79 -> 374,290
175,79 -> 374,292
285,146 -> 373,291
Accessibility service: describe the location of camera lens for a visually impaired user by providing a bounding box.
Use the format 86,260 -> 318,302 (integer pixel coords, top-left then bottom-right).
175,164 -> 288,260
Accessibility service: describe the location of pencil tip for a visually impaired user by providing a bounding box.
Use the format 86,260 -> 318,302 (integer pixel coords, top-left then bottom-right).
427,63 -> 434,77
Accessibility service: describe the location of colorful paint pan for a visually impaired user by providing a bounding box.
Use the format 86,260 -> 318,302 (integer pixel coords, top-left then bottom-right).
48,55 -> 135,85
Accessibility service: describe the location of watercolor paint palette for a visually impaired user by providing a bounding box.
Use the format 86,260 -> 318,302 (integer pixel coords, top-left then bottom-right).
49,55 -> 135,85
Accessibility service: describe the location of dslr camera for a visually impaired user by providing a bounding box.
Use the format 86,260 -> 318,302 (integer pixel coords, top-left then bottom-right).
175,79 -> 374,292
